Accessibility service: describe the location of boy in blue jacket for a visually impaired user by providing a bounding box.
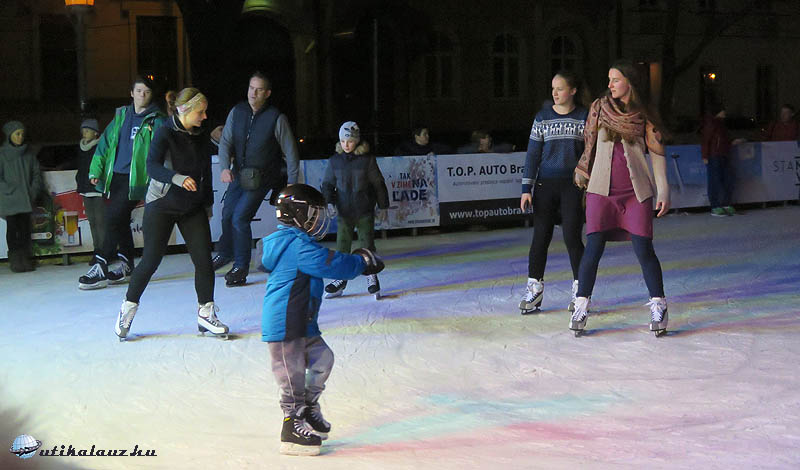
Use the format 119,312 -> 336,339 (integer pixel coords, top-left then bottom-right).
261,184 -> 384,456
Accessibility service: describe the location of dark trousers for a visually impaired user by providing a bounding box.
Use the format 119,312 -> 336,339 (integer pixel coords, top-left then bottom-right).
528,179 -> 585,280
336,214 -> 376,253
99,173 -> 140,264
217,178 -> 269,269
578,232 -> 665,298
126,205 -> 214,304
5,212 -> 32,253
82,195 -> 106,253
706,156 -> 735,209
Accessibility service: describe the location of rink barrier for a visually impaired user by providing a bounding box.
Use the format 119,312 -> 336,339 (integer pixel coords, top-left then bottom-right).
1,142 -> 798,258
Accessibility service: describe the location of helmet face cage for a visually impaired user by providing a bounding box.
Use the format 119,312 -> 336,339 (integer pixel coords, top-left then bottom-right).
276,192 -> 330,240
305,204 -> 331,240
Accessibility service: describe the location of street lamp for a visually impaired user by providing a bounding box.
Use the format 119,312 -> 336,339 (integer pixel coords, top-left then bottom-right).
65,0 -> 95,114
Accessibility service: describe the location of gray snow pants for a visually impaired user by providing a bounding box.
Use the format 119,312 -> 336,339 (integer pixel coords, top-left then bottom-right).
268,335 -> 334,416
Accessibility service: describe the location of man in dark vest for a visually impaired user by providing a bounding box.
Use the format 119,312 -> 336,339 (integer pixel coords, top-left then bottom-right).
213,72 -> 300,286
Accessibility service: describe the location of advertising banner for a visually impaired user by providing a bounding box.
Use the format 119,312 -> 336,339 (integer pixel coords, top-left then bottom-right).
303,154 -> 439,229
436,152 -> 528,225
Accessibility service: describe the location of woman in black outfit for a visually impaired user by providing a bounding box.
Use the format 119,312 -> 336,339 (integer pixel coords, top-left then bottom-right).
114,88 -> 229,341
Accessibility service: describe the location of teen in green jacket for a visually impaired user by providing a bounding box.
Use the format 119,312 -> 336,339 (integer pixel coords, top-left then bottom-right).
79,76 -> 166,290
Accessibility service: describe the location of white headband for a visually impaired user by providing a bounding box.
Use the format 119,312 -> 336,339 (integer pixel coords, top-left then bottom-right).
176,92 -> 206,115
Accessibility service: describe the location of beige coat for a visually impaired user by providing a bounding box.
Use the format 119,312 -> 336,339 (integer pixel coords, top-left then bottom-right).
576,120 -> 669,204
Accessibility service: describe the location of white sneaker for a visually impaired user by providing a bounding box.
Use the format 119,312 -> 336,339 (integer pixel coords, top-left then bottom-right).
519,278 -> 543,314
568,280 -> 579,311
647,297 -> 668,336
198,302 -> 229,338
115,300 -> 138,341
569,297 -> 590,336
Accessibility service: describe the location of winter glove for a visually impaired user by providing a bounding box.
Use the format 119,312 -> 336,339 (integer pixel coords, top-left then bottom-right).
327,203 -> 337,217
353,248 -> 385,275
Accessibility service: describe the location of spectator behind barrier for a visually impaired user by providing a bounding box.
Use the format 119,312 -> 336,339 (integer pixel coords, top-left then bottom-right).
763,104 -> 799,142
393,125 -> 452,156
457,130 -> 515,154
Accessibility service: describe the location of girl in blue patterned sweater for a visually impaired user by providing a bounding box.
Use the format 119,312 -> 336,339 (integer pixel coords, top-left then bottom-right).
519,71 -> 589,313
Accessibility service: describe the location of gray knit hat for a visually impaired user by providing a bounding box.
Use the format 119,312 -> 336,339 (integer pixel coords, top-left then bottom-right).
81,118 -> 99,133
3,120 -> 24,139
339,121 -> 360,141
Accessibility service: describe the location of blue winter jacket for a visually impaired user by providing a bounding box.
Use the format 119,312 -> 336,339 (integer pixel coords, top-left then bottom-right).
261,225 -> 366,342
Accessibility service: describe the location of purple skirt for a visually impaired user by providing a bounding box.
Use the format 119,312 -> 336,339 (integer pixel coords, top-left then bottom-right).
586,142 -> 653,241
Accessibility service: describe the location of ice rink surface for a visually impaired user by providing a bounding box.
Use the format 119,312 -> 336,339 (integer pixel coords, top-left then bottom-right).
2,206 -> 799,469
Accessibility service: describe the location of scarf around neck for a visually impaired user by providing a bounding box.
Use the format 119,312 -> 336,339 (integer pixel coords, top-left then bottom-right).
599,96 -> 645,141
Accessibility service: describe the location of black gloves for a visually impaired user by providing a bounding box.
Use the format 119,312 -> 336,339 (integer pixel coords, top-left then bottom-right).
353,248 -> 385,275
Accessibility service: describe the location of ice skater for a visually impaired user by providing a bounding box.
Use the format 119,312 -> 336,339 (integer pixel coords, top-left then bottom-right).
261,184 -> 384,455
115,88 -> 228,341
571,59 -> 670,337
321,121 -> 389,299
519,71 -> 588,314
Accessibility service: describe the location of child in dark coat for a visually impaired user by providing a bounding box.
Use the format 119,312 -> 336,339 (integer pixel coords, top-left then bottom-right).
0,120 -> 42,272
321,121 -> 389,299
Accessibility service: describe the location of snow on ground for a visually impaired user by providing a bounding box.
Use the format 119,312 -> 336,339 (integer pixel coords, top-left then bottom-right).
1,206 -> 799,469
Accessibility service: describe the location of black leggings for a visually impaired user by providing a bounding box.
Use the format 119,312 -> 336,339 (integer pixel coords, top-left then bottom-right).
577,232 -> 664,298
126,205 -> 214,304
528,178 -> 585,280
100,173 -> 140,263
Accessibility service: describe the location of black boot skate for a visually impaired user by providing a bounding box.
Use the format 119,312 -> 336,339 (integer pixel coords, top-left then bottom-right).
298,404 -> 331,440
279,414 -> 321,456
224,266 -> 248,287
107,253 -> 133,284
79,257 -> 109,290
324,279 -> 347,298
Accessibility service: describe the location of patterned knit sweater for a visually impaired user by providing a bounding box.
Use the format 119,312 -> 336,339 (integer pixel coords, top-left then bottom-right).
521,105 -> 588,193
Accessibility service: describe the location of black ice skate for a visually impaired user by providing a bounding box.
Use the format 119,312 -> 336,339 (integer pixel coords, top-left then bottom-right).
211,254 -> 231,271
324,279 -> 347,298
647,297 -> 668,337
569,297 -> 590,337
107,254 -> 133,284
198,302 -> 229,339
224,266 -> 248,287
519,278 -> 543,314
115,300 -> 138,341
280,414 -> 321,456
366,274 -> 381,299
298,404 -> 331,440
78,258 -> 108,290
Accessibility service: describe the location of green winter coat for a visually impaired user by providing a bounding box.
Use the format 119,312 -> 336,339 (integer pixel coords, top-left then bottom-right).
0,140 -> 43,218
88,105 -> 165,200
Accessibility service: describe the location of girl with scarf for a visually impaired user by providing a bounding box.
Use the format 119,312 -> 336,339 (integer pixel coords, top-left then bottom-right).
570,60 -> 670,337
0,121 -> 42,272
114,88 -> 229,341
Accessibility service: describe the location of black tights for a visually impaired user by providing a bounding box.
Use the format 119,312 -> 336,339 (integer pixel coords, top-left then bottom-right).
527,179 -> 585,280
126,205 -> 214,304
577,232 -> 664,298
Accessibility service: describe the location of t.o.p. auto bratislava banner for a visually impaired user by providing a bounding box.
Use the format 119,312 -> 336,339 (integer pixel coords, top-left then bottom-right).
436,152 -> 529,225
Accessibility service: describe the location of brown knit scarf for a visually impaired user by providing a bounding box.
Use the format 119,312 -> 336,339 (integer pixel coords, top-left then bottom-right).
599,96 -> 645,142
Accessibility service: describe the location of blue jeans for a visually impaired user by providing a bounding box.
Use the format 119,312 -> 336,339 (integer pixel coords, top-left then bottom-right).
706,157 -> 734,209
216,179 -> 270,269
